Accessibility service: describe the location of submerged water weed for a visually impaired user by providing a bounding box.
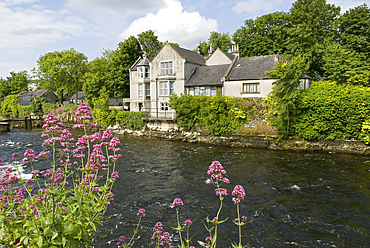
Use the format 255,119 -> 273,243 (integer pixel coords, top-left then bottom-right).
0,103 -> 120,247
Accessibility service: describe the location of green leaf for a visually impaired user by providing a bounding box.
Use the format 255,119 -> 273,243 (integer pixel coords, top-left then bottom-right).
37,236 -> 43,247
43,226 -> 54,237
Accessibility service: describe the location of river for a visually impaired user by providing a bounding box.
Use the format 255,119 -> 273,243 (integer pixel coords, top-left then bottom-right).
0,129 -> 369,247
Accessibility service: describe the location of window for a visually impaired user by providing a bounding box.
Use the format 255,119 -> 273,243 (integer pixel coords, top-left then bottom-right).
161,102 -> 168,111
138,83 -> 143,96
160,80 -> 175,96
160,61 -> 173,75
138,66 -> 150,78
145,83 -> 150,96
242,83 -> 260,93
188,86 -> 217,96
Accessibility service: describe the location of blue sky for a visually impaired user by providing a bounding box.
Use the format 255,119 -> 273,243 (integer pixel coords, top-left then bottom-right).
0,0 -> 368,79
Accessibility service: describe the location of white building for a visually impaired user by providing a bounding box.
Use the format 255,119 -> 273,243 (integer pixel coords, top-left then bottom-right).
129,44 -> 312,119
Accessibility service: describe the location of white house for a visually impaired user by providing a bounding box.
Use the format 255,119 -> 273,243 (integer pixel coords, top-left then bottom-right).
129,44 -> 312,119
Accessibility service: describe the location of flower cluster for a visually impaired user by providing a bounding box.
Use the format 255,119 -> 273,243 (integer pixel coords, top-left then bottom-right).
0,103 -> 122,247
150,222 -> 173,247
205,161 -> 230,185
232,185 -> 246,204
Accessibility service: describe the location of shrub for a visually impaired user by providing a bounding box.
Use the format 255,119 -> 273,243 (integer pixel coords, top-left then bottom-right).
17,105 -> 31,117
42,102 -> 57,115
1,95 -> 19,117
169,94 -> 260,135
295,81 -> 370,140
116,111 -> 146,130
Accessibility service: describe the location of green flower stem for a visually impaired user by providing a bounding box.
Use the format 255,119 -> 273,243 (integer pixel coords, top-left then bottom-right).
237,203 -> 241,246
177,209 -> 184,247
127,216 -> 142,246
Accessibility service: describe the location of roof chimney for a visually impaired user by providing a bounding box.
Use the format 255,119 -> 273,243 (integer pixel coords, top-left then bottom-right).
231,44 -> 240,58
197,46 -> 204,56
209,45 -> 215,56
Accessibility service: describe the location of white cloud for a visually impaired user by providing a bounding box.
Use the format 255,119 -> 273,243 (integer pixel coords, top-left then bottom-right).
119,0 -> 218,49
0,2 -> 99,77
232,0 -> 281,14
65,0 -> 165,16
328,0 -> 370,13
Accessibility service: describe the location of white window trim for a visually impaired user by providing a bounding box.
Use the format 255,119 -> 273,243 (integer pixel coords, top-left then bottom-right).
160,61 -> 174,76
159,80 -> 175,96
242,82 -> 260,94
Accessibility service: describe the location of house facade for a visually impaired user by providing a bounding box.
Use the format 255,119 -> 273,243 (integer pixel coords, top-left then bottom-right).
130,44 -> 205,119
129,44 -> 312,119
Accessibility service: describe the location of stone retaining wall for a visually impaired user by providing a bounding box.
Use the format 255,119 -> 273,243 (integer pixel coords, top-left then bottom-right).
113,128 -> 370,155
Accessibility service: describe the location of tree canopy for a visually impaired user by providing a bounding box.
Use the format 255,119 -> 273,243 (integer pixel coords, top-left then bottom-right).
0,71 -> 30,99
36,48 -> 88,102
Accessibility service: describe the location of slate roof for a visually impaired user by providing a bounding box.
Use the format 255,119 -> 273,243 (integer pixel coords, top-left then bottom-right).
171,45 -> 205,65
185,64 -> 230,87
23,90 -> 47,96
227,55 -> 286,81
130,57 -> 153,71
70,91 -> 85,100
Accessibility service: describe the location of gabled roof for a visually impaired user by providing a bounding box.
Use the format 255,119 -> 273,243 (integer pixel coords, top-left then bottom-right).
185,64 -> 229,87
70,91 -> 85,100
23,90 -> 48,97
208,48 -> 235,62
227,55 -> 286,81
170,45 -> 205,65
130,57 -> 153,71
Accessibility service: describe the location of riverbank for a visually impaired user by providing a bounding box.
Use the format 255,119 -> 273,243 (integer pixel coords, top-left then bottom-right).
2,116 -> 370,155
111,127 -> 370,155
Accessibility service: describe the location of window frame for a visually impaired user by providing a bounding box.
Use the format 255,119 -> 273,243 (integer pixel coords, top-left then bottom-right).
159,80 -> 175,96
160,61 -> 173,75
242,82 -> 260,93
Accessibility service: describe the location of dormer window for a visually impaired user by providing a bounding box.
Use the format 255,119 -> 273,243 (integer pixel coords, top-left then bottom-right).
160,61 -> 173,75
138,66 -> 149,78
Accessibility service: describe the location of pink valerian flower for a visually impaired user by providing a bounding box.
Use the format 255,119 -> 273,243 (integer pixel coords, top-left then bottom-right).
102,130 -> 113,140
108,137 -> 121,150
205,236 -> 212,243
119,236 -> 126,242
185,219 -> 192,226
215,188 -> 228,197
72,124 -> 83,129
137,208 -> 145,217
232,185 -> 246,204
173,198 -> 183,206
111,171 -> 119,181
75,103 -> 93,121
234,216 -> 247,223
24,149 -> 36,158
12,153 -> 19,160
0,158 -> 3,166
205,161 -> 230,186
38,151 -> 50,158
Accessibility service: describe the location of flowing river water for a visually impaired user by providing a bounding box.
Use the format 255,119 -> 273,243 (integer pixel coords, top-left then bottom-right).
0,129 -> 369,247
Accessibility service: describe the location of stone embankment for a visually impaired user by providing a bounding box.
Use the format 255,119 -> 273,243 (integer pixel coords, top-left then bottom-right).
110,126 -> 370,155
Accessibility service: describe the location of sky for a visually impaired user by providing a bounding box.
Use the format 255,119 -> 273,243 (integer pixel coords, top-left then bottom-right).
0,0 -> 368,79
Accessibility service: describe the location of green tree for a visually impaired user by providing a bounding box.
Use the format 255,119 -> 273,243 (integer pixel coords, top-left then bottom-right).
137,30 -> 163,58
36,48 -> 88,103
0,71 -> 30,99
337,4 -> 370,58
83,51 -> 111,107
197,31 -> 232,56
266,55 -> 310,138
323,42 -> 370,86
233,11 -> 290,57
108,36 -> 142,98
286,0 -> 340,80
